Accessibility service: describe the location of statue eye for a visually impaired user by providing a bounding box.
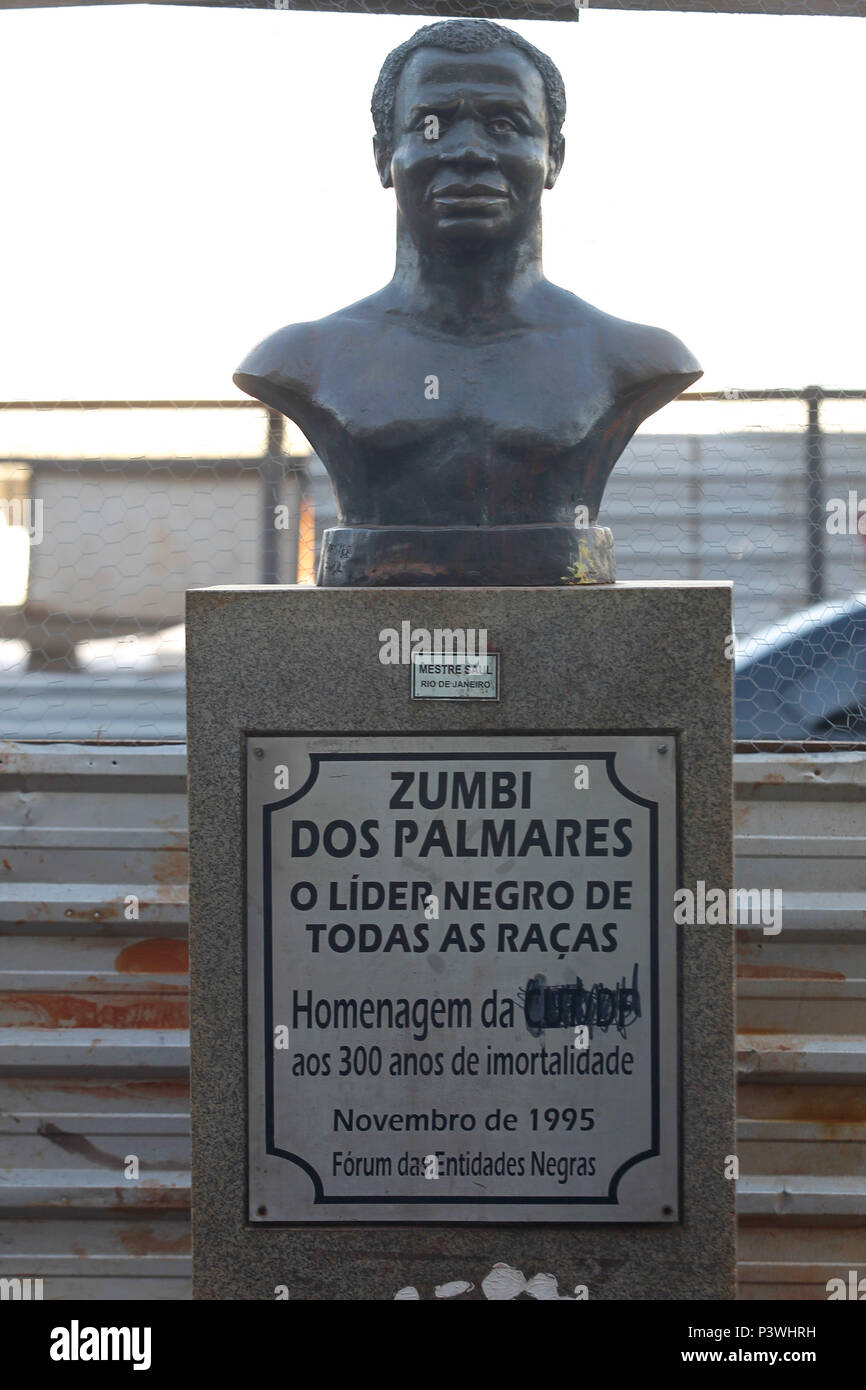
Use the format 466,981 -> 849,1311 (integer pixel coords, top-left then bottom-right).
488,117 -> 518,135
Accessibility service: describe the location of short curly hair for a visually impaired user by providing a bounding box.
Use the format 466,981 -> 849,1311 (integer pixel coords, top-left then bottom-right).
371,19 -> 566,164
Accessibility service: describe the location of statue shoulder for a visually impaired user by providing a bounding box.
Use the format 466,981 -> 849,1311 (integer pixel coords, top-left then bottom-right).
233,298 -> 386,411
233,320 -> 322,407
590,304 -> 702,400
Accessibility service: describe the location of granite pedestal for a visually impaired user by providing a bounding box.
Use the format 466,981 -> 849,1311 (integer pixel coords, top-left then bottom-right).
187,581 -> 735,1300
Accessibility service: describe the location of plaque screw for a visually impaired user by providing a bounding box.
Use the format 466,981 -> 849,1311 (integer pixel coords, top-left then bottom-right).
254,748 -> 264,759
657,744 -> 668,754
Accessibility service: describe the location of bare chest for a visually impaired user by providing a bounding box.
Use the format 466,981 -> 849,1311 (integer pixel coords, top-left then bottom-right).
312,328 -> 612,455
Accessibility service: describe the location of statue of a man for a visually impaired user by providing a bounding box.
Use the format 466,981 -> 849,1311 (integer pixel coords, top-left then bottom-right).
235,19 -> 701,586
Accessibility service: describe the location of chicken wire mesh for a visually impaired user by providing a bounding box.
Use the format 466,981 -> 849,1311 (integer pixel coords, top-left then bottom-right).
2,0 -> 865,747
2,391 -> 864,745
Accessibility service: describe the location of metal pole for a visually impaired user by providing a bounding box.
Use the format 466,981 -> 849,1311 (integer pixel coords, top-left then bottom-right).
687,435 -> 702,579
261,409 -> 284,585
805,386 -> 824,606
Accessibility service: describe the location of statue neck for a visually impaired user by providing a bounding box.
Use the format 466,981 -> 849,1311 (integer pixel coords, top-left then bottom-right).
391,216 -> 546,333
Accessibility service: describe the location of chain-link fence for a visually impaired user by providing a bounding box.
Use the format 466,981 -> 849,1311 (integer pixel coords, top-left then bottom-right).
2,390 -> 864,743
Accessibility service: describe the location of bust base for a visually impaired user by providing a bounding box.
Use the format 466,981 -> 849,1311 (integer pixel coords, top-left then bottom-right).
317,524 -> 616,587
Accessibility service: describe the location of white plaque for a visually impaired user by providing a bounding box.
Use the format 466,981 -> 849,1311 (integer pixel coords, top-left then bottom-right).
411,652 -> 499,700
247,734 -> 678,1222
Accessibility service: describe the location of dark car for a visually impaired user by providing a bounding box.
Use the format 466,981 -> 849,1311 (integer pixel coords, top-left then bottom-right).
735,593 -> 866,741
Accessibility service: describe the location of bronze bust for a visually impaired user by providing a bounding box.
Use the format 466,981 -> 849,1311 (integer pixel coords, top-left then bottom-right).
235,18 -> 701,586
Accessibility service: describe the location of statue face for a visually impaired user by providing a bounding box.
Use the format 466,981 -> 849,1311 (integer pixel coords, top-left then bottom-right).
384,46 -> 561,248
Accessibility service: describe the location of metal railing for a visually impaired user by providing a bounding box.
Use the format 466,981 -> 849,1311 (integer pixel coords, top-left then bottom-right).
0,399 -> 305,589
682,388 -> 866,605
3,387 -> 865,598
0,390 -> 863,678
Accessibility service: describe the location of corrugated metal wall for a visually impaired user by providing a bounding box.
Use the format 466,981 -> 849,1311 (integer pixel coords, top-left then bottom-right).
0,742 -> 862,1300
734,751 -> 866,1299
0,744 -> 190,1298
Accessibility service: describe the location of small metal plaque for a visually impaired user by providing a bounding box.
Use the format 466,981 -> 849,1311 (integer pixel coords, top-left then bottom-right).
247,734 -> 677,1223
411,652 -> 500,700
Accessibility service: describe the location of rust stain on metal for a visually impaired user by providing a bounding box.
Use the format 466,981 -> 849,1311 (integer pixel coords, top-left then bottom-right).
803,1120 -> 865,1140
120,1227 -> 191,1256
0,742 -> 51,774
115,939 -> 189,975
0,992 -> 189,1029
112,1186 -> 190,1211
2,859 -> 11,872
737,964 -> 846,981
151,817 -> 188,840
61,1079 -> 189,1100
152,849 -> 188,886
16,884 -> 186,925
1,1077 -> 189,1100
738,1085 -> 866,1124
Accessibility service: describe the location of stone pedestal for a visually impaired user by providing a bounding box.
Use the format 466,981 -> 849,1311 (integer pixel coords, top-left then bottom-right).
187,581 -> 734,1300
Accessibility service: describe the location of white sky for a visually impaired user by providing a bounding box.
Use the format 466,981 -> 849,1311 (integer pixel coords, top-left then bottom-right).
1,4 -> 865,421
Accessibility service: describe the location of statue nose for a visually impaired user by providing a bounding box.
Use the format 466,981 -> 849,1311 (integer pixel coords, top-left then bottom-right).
440,120 -> 497,165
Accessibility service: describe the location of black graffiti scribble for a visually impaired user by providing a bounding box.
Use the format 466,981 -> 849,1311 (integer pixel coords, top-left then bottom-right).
519,965 -> 641,1041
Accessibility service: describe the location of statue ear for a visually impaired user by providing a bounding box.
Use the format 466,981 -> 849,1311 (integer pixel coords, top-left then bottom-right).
373,137 -> 393,189
545,136 -> 565,190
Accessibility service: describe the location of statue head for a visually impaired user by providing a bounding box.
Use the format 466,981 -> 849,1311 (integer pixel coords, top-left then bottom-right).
371,19 -> 566,251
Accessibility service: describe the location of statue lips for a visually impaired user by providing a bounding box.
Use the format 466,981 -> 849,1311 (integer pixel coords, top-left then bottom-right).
430,181 -> 510,214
